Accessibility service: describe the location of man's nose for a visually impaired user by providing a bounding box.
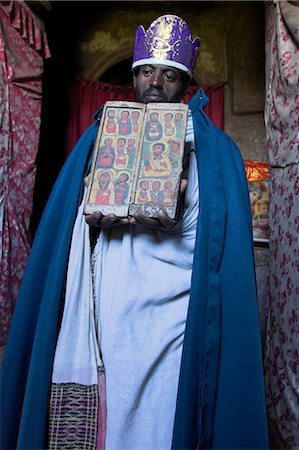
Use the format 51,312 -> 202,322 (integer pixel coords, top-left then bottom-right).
150,73 -> 163,88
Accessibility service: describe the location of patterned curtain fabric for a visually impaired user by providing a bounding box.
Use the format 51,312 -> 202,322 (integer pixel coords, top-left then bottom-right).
264,1 -> 299,447
0,0 -> 50,346
65,77 -> 224,157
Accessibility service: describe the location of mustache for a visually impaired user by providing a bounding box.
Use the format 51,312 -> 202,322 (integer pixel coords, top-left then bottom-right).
144,87 -> 167,99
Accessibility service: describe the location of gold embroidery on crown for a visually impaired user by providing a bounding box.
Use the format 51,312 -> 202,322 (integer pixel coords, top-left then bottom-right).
147,17 -> 184,60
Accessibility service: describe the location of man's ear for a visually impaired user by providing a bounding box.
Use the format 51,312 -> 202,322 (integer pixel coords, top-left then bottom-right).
133,73 -> 137,89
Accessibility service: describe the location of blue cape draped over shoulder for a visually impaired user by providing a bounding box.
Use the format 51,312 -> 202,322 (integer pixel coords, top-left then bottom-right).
0,89 -> 269,450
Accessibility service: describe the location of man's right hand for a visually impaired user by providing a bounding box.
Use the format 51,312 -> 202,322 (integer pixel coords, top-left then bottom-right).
84,211 -> 138,228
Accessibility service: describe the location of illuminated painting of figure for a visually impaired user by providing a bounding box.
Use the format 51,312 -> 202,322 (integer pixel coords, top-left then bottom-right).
167,140 -> 181,170
105,109 -> 117,134
126,138 -> 137,170
114,172 -> 130,205
95,170 -> 115,205
150,180 -> 164,204
136,179 -> 150,203
163,113 -> 175,137
118,110 -> 132,135
143,143 -> 171,177
162,180 -> 175,205
248,184 -> 263,216
115,138 -> 128,168
174,112 -> 184,139
145,112 -> 163,141
97,137 -> 115,168
132,110 -> 141,134
253,199 -> 270,239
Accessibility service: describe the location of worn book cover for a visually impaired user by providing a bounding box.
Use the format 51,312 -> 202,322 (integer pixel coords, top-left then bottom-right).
84,100 -> 189,219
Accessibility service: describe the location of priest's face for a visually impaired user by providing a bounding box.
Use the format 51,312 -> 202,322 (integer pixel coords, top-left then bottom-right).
133,64 -> 189,104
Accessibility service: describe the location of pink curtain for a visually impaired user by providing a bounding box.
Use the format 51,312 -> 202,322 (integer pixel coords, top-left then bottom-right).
264,1 -> 299,448
0,0 -> 50,346
65,77 -> 224,157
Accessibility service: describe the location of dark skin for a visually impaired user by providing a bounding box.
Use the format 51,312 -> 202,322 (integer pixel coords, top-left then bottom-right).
85,64 -> 189,229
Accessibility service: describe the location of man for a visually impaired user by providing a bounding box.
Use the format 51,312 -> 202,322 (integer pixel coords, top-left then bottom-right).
1,14 -> 269,450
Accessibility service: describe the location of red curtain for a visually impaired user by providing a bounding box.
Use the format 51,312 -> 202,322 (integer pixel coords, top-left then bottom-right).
0,0 -> 50,346
65,77 -> 224,157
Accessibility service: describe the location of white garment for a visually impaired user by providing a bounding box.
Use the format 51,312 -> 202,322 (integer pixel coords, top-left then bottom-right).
92,111 -> 199,450
52,191 -> 101,386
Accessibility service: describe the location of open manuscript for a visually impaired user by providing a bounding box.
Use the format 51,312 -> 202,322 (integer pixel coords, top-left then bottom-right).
84,101 -> 188,219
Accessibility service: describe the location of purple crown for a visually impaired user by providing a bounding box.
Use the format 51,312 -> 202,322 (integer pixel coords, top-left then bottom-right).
132,14 -> 200,78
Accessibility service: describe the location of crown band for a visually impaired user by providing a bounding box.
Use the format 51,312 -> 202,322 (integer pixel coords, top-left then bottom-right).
132,58 -> 192,77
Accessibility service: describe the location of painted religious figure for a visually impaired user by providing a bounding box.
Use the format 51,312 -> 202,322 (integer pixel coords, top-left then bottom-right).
126,138 -> 137,170
174,112 -> 184,139
162,180 -> 175,205
143,143 -> 172,177
114,172 -> 130,205
105,109 -> 117,134
163,112 -> 175,137
97,138 -> 116,168
250,180 -> 270,241
136,179 -> 150,203
93,170 -> 115,205
118,110 -> 132,135
145,112 -> 163,141
150,180 -> 164,204
132,110 -> 141,134
115,138 -> 128,168
168,139 -> 181,169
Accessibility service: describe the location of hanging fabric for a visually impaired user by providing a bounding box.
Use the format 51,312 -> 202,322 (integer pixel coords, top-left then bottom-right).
264,1 -> 299,448
0,0 -> 50,346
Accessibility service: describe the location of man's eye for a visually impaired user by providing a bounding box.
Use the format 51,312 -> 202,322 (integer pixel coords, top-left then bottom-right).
165,72 -> 176,82
142,68 -> 152,76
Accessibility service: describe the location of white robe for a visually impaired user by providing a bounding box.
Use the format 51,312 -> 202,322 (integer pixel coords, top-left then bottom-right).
92,112 -> 199,450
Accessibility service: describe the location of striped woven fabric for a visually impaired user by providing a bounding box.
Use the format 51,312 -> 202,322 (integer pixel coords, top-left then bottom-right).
48,383 -> 99,450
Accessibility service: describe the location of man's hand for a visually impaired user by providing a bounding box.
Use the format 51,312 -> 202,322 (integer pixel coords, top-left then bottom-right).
83,175 -> 187,229
85,212 -> 137,228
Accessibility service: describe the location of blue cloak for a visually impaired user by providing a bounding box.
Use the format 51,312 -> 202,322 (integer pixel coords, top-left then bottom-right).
0,89 -> 269,450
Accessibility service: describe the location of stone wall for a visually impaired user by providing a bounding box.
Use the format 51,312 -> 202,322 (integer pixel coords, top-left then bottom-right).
224,2 -> 267,162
